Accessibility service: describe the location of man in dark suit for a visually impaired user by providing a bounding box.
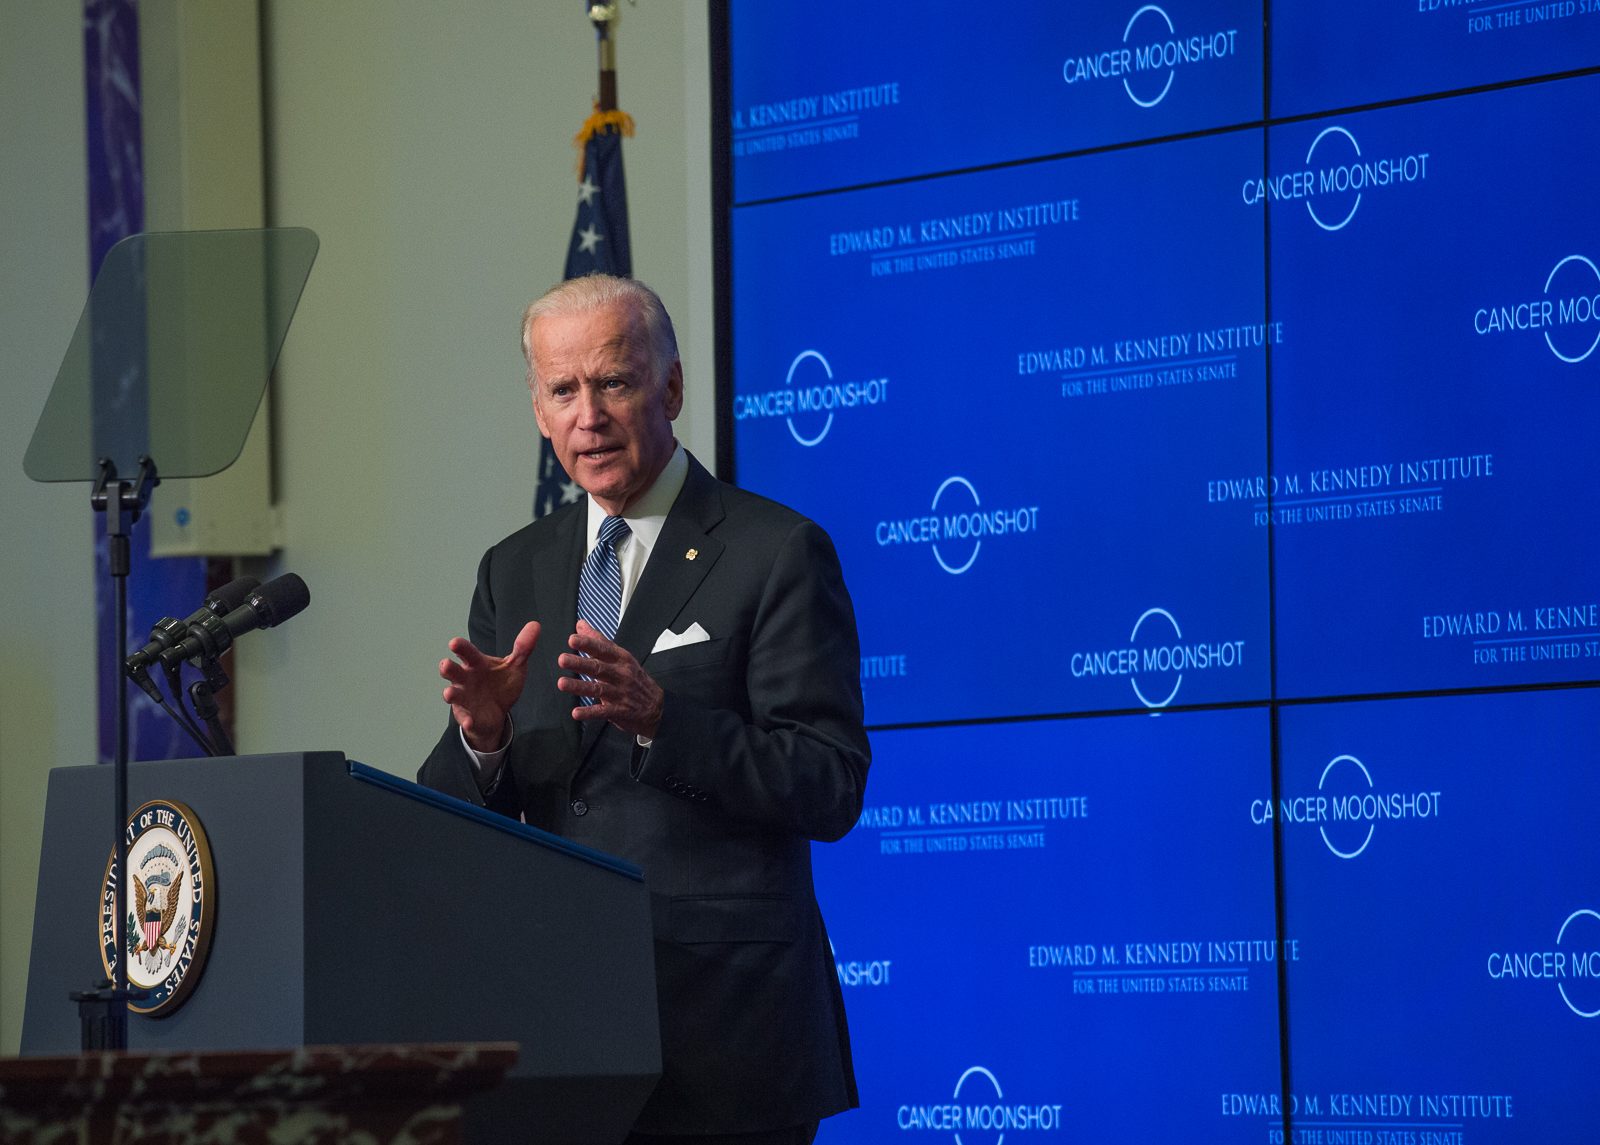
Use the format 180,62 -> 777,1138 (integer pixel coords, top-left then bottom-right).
419,274 -> 870,1143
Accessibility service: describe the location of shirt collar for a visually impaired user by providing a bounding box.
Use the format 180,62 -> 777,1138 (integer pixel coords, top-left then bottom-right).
584,443 -> 687,556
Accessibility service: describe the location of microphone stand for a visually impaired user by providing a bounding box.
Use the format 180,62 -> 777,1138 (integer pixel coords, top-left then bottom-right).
188,654 -> 236,757
160,658 -> 217,757
72,456 -> 156,1048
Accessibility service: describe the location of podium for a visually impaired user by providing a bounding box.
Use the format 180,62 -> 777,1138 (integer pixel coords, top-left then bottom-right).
19,753 -> 661,1144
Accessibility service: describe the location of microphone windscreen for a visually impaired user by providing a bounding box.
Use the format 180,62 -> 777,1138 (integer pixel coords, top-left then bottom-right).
250,573 -> 311,628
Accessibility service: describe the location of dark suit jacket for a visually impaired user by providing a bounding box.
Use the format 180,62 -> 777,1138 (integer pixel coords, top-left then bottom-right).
419,453 -> 870,1135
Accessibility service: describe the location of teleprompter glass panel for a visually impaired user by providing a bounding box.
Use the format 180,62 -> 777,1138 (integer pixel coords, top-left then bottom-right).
24,227 -> 319,484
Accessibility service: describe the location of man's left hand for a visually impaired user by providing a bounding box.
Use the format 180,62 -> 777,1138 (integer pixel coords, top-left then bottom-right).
557,619 -> 665,738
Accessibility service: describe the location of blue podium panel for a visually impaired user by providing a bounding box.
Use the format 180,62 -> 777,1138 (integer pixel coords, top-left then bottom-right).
1272,0 -> 1600,119
734,128 -> 1272,725
1276,689 -> 1600,1142
730,0 -> 1263,202
815,709 -> 1284,1143
1261,73 -> 1600,699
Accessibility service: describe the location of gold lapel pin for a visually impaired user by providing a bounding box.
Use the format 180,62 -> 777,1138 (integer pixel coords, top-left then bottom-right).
685,548 -> 699,560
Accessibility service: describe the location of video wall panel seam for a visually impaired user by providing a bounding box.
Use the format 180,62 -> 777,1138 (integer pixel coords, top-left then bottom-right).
729,69 -> 1600,211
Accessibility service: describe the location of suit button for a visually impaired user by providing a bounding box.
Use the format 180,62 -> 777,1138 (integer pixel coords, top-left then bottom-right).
571,799 -> 589,816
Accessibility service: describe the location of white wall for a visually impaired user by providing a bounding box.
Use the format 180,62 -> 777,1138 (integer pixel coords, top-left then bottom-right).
0,0 -> 711,1051
0,2 -> 94,1053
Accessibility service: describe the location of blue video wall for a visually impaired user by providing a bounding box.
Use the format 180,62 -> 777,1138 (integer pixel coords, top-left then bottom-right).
722,3 -> 1600,1141
821,710 -> 1284,1141
1277,688 -> 1600,1142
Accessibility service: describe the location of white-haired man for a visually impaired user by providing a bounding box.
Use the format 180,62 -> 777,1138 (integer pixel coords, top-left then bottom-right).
420,275 -> 869,1144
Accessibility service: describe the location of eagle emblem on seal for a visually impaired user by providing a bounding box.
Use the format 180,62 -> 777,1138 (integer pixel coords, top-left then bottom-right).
133,864 -> 184,969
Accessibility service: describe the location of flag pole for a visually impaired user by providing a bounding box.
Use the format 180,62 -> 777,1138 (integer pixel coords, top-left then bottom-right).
590,3 -> 619,113
538,3 -> 635,518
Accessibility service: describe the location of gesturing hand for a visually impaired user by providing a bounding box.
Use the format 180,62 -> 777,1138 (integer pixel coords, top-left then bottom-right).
440,621 -> 540,753
556,619 -> 665,739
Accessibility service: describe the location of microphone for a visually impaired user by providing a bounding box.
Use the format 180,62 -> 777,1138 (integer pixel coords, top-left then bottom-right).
158,573 -> 311,667
126,576 -> 261,674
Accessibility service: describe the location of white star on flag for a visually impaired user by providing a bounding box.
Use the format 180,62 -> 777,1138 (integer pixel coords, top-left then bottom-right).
577,175 -> 599,206
577,224 -> 604,254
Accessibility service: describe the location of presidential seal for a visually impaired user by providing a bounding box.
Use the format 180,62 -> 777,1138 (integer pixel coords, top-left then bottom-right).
99,798 -> 216,1016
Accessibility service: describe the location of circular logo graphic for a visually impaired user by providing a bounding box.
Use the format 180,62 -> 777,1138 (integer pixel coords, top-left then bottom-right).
1122,5 -> 1176,108
931,476 -> 983,575
1556,908 -> 1600,1019
1317,754 -> 1375,859
1304,126 -> 1362,233
953,1066 -> 1005,1145
99,798 -> 216,1016
785,349 -> 834,447
1129,607 -> 1183,709
1543,254 -> 1600,365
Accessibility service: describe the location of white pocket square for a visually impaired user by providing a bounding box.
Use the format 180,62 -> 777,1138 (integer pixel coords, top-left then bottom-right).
651,622 -> 711,654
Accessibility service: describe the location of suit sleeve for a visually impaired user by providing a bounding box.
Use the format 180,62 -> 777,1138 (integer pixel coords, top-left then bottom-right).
634,518 -> 870,842
417,545 -> 523,819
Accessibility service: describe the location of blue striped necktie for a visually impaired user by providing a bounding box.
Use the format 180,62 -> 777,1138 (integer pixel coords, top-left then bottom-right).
575,515 -> 630,704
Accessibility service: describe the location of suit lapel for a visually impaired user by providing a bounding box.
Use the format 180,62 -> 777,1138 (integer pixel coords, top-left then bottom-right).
580,455 -> 727,762
534,500 -> 586,760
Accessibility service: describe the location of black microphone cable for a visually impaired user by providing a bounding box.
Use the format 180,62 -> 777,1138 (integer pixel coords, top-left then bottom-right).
160,656 -> 217,757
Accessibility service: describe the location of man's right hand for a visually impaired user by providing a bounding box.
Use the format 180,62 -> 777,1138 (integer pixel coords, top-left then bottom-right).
440,621 -> 540,753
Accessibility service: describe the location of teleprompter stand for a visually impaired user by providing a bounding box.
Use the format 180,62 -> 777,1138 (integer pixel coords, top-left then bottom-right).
67,456 -> 161,1046
23,228 -> 319,1048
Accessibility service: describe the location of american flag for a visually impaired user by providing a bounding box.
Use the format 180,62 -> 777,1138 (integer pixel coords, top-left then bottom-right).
535,109 -> 634,518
